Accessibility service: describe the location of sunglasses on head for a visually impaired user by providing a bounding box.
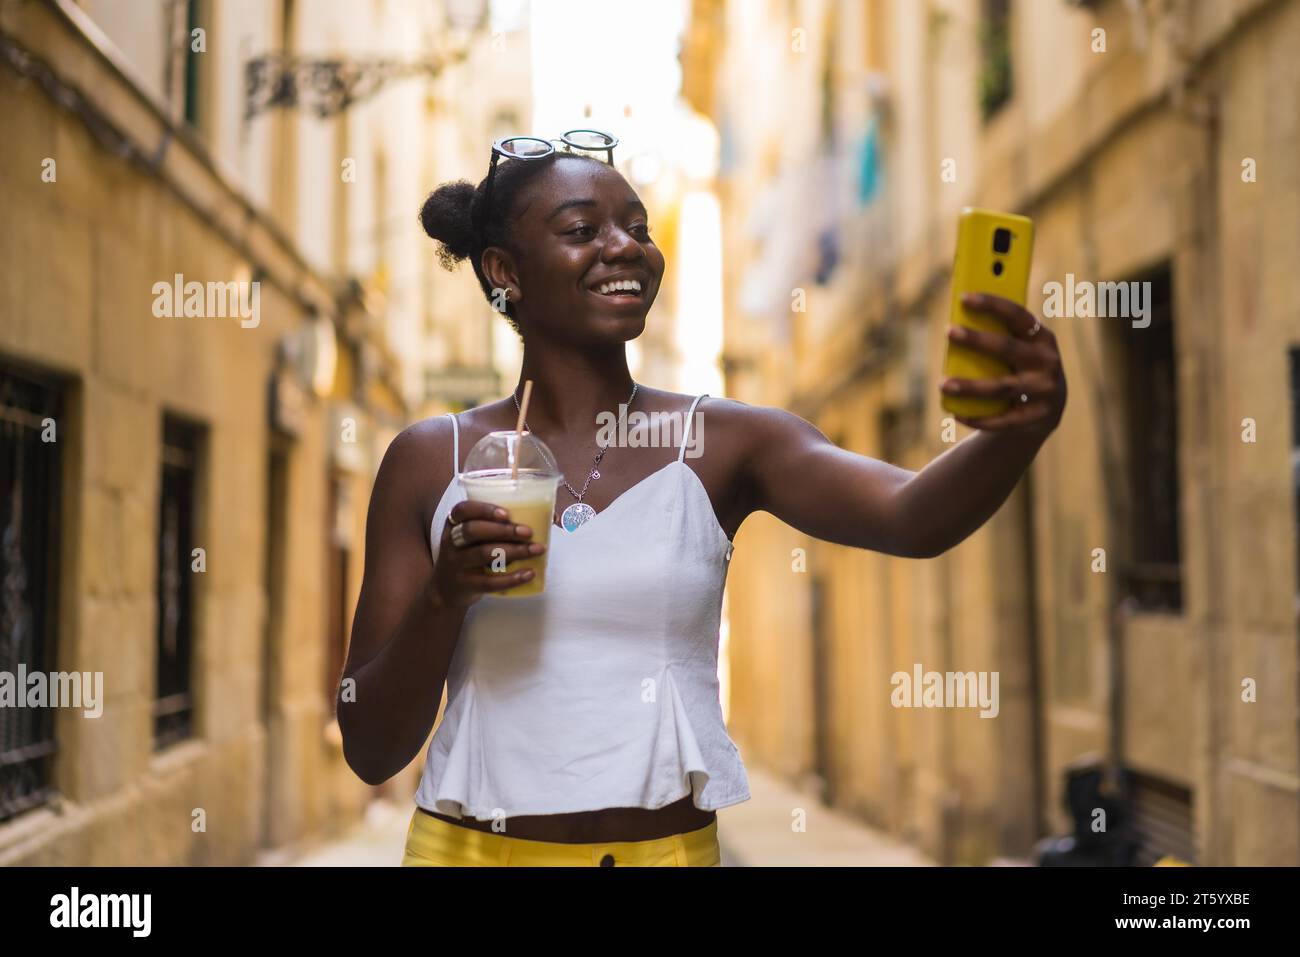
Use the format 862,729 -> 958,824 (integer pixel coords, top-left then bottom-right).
492,129 -> 618,164
480,129 -> 619,228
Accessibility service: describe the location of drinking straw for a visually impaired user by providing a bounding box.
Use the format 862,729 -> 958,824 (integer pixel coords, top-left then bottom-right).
512,379 -> 533,481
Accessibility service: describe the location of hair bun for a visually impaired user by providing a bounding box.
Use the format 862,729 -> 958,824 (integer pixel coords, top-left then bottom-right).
419,180 -> 477,269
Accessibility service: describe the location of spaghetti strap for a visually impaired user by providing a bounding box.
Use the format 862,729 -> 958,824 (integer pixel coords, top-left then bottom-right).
445,412 -> 460,479
679,394 -> 708,463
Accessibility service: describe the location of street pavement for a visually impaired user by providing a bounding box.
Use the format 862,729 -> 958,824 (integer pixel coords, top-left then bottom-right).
266,764 -> 935,867
717,765 -> 934,866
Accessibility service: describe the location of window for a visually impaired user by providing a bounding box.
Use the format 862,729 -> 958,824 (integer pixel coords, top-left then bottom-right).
182,0 -> 204,128
1116,265 -> 1181,611
155,417 -> 203,749
979,0 -> 1013,121
0,365 -> 63,822
164,0 -> 208,132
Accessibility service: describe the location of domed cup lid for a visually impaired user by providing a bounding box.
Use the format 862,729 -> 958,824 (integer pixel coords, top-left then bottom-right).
462,430 -> 560,479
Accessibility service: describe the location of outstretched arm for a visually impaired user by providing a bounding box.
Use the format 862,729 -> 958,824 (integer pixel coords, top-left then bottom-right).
746,293 -> 1066,558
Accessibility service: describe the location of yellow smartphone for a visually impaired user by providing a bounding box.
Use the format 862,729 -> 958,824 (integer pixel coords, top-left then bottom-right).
941,207 -> 1035,418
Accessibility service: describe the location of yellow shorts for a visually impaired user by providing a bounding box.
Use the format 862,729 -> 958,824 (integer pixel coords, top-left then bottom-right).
401,807 -> 722,867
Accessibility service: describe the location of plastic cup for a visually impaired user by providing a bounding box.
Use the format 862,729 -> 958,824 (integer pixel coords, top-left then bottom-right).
459,431 -> 561,598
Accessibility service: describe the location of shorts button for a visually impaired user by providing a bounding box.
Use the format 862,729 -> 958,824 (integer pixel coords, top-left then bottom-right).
599,854 -> 615,866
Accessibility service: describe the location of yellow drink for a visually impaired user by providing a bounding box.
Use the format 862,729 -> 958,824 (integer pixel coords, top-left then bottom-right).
459,469 -> 559,597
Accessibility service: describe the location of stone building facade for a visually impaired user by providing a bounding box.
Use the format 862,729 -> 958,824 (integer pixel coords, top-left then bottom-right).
0,0 -> 511,864
683,0 -> 1300,864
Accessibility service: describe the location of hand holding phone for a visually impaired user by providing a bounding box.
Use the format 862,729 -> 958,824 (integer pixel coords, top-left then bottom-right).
938,207 -> 1067,436
941,208 -> 1035,418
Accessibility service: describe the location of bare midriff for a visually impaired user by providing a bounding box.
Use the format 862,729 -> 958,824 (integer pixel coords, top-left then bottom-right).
420,793 -> 716,843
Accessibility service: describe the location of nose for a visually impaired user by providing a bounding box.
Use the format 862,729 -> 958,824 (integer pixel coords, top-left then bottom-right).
600,222 -> 645,262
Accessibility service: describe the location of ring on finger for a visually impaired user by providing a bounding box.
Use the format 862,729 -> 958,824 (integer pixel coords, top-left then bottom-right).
1026,319 -> 1041,337
1019,392 -> 1030,404
450,521 -> 467,547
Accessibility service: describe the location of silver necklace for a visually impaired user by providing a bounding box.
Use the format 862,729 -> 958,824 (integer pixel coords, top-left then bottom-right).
512,382 -> 638,532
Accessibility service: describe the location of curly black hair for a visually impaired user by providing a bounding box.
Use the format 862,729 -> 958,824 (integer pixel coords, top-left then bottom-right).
419,151 -> 607,336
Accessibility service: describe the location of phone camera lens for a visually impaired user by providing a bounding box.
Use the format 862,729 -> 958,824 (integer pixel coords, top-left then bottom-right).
993,228 -> 1012,254
992,260 -> 1004,276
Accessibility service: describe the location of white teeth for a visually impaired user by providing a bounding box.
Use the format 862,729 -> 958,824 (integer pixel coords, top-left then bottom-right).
596,279 -> 642,295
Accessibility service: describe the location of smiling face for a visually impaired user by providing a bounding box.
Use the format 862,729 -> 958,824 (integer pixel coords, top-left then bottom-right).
480,157 -> 665,346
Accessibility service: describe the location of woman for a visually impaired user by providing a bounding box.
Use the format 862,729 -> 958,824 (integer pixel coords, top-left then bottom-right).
338,131 -> 1067,867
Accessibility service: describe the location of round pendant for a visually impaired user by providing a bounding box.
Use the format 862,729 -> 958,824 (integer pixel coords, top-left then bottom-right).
561,502 -> 596,532
591,469 -> 601,480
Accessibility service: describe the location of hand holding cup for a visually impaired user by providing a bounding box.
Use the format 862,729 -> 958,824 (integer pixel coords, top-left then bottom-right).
433,501 -> 545,608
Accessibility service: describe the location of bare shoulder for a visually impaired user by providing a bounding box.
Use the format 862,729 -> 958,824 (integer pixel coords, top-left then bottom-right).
671,394 -> 781,534
630,389 -> 753,446
382,414 -> 454,478
693,393 -> 764,422
385,399 -> 510,467
690,394 -> 812,457
368,416 -> 461,531
644,388 -> 758,424
690,397 -> 835,505
382,400 -> 518,497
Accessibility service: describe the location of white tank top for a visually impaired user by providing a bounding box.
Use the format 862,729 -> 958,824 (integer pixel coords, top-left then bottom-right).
414,394 -> 751,820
